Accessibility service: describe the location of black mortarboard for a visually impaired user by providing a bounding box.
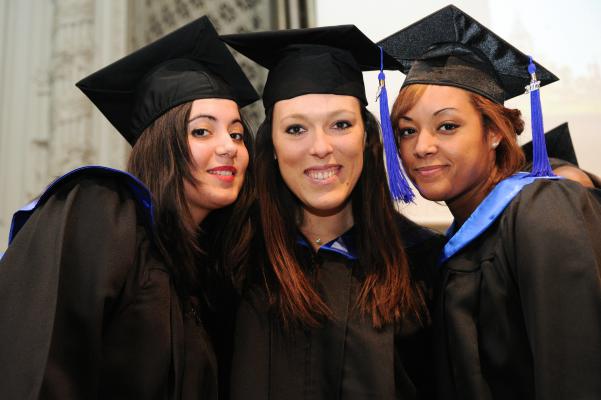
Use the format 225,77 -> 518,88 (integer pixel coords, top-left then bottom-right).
221,25 -> 402,109
522,123 -> 578,166
76,16 -> 259,145
377,4 -> 558,104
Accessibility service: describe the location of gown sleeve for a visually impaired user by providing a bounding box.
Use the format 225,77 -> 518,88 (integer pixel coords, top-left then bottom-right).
0,176 -> 142,399
504,179 -> 601,399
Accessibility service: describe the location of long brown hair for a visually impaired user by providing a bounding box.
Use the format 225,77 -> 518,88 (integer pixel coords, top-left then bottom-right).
127,101 -> 255,301
391,84 -> 525,186
253,106 -> 426,328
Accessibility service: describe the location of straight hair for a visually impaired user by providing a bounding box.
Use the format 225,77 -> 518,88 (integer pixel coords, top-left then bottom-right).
127,101 -> 255,301
252,106 -> 427,328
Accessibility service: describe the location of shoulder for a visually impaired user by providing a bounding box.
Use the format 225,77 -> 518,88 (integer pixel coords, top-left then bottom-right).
9,166 -> 154,243
502,177 -> 601,238
42,166 -> 150,206
509,177 -> 597,215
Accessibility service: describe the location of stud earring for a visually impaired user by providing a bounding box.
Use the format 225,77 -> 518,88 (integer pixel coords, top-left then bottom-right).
492,141 -> 500,149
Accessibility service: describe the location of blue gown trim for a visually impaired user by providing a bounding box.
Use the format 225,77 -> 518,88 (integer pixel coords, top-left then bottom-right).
8,165 -> 154,245
297,229 -> 358,261
440,172 -> 560,264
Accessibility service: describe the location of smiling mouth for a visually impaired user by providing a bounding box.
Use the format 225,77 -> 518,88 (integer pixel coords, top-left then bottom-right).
208,170 -> 235,176
414,165 -> 447,177
207,166 -> 237,182
304,165 -> 341,182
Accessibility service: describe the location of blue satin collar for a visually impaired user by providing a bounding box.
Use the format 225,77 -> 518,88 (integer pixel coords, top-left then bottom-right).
8,166 -> 154,245
440,172 -> 560,264
297,228 -> 358,261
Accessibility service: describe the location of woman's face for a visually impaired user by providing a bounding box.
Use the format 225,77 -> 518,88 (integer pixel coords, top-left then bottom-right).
272,94 -> 365,215
184,98 -> 249,223
396,85 -> 499,204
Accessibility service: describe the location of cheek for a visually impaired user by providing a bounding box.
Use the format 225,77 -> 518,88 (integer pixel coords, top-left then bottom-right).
237,145 -> 250,172
344,138 -> 365,174
398,140 -> 415,164
188,142 -> 212,167
273,136 -> 306,170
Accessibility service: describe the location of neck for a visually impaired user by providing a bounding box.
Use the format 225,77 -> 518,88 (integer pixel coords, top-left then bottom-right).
189,207 -> 209,226
299,201 -> 354,251
446,169 -> 498,229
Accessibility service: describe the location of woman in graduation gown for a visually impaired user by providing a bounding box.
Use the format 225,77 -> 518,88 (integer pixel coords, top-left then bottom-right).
0,16 -> 258,399
380,5 -> 601,400
222,26 -> 444,399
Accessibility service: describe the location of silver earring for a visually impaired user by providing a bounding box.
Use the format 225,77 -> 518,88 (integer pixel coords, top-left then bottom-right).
492,141 -> 500,149
273,153 -> 277,160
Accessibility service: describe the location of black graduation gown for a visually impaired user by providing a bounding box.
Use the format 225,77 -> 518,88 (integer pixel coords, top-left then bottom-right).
0,171 -> 218,400
230,217 -> 444,400
436,178 -> 601,400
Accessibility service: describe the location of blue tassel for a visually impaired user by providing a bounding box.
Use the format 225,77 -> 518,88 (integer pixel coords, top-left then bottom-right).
526,57 -> 554,177
377,47 -> 414,203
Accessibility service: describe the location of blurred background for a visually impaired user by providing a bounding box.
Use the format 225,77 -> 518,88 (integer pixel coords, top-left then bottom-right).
1,0 -> 600,248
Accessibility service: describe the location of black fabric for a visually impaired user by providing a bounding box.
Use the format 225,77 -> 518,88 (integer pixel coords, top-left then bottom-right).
0,176 -> 218,399
435,179 -> 601,400
522,122 -> 578,166
76,16 -> 258,145
230,216 -> 444,400
377,5 -> 558,103
222,25 -> 402,109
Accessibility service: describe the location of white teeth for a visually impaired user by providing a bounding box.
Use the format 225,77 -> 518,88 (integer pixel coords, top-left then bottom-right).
209,170 -> 233,176
308,168 -> 337,180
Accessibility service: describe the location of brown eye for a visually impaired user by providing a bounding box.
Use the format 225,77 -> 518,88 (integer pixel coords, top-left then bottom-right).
191,128 -> 209,137
333,120 -> 352,129
397,127 -> 416,137
285,124 -> 306,135
230,132 -> 244,142
439,123 -> 459,132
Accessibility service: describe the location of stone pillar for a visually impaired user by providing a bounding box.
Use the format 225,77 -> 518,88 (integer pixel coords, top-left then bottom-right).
0,0 -> 130,249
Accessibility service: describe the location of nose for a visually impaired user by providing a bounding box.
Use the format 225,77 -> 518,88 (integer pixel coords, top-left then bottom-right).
413,129 -> 438,158
309,129 -> 334,158
216,133 -> 238,158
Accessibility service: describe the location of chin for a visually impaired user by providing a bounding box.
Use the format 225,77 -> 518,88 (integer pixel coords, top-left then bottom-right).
204,192 -> 241,211
302,195 -> 349,215
415,184 -> 452,202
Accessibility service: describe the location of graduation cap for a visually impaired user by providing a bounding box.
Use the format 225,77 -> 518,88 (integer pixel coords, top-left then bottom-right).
378,4 -> 559,177
222,25 -> 415,202
522,122 -> 578,166
76,16 -> 259,146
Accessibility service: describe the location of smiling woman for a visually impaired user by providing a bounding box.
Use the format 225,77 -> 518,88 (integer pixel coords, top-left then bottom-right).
272,94 -> 364,218
182,99 -> 250,224
383,5 -> 601,399
223,24 -> 444,400
0,16 -> 258,399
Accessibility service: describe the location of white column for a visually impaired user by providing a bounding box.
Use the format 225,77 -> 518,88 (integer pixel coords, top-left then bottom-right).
0,0 -> 54,249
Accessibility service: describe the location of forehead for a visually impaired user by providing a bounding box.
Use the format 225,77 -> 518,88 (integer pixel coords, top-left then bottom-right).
404,84 -> 475,115
273,94 -> 361,118
189,98 -> 240,119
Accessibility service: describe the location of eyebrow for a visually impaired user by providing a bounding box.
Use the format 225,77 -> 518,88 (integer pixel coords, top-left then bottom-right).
280,109 -> 357,122
188,114 -> 243,125
433,107 -> 457,116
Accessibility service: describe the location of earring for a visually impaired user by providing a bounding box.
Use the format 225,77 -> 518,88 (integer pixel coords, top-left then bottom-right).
273,153 -> 277,160
492,141 -> 500,149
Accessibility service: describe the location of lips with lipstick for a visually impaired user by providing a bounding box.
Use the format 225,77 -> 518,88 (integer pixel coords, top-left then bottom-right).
304,164 -> 342,183
207,165 -> 237,182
